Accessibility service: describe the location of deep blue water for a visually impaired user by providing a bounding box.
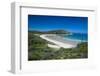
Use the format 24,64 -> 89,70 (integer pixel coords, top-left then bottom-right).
63,33 -> 88,42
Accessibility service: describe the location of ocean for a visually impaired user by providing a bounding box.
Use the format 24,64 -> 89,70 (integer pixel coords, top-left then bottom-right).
63,33 -> 88,42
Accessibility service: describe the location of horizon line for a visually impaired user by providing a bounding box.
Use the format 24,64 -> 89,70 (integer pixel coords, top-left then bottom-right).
28,29 -> 88,34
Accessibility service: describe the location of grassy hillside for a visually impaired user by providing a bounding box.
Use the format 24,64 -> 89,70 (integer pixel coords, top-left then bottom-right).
28,31 -> 88,60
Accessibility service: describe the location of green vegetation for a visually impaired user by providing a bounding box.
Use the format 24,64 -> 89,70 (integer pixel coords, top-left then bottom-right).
28,31 -> 88,61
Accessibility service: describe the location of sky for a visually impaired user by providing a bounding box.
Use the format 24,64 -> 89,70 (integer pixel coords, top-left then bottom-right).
28,15 -> 88,34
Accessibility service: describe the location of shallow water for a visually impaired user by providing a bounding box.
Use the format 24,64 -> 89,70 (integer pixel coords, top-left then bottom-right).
63,33 -> 88,42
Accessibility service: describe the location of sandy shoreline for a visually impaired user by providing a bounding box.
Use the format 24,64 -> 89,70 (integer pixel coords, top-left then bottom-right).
40,34 -> 79,49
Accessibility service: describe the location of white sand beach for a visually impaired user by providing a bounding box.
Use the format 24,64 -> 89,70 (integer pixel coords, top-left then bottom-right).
40,34 -> 79,49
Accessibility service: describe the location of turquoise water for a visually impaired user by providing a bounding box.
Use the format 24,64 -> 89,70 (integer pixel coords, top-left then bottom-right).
64,33 -> 88,42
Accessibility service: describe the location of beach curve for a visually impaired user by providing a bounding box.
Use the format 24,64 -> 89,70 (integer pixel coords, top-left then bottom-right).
40,34 -> 79,49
